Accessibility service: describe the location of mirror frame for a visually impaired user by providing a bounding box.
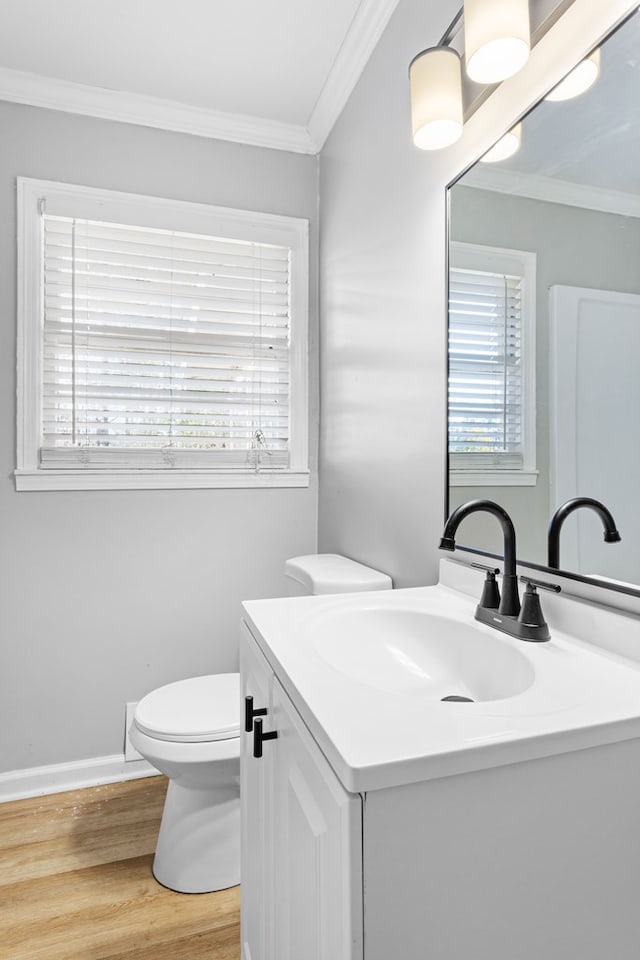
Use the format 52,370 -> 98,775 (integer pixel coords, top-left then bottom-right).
444,9 -> 640,602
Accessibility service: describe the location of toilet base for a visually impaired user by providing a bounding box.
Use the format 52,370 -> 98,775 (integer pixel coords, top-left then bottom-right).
152,778 -> 240,894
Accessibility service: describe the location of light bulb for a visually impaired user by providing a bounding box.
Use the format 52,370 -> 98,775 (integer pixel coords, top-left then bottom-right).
464,0 -> 530,84
479,123 -> 522,163
409,47 -> 463,150
545,49 -> 600,101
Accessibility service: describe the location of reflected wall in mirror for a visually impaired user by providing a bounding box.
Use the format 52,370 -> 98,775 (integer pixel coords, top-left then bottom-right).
447,8 -> 640,594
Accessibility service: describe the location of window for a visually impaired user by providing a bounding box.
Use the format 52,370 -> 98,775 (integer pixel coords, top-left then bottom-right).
448,242 -> 537,486
16,179 -> 309,490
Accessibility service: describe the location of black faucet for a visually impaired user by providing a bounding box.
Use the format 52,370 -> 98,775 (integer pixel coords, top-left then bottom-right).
440,499 -> 520,616
440,499 -> 555,642
548,497 -> 621,569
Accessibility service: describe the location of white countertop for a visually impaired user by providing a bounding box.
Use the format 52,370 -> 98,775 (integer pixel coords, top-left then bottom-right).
242,560 -> 640,793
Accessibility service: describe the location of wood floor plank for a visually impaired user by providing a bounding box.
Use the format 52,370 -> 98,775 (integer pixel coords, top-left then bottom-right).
0,778 -> 165,827
100,923 -> 241,960
2,819 -> 162,887
1,855 -> 163,934
0,779 -> 166,853
5,879 -> 240,960
0,778 -> 167,887
0,777 -> 240,960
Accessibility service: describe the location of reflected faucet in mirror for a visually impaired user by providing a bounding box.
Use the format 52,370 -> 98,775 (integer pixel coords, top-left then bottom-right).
548,498 -> 621,569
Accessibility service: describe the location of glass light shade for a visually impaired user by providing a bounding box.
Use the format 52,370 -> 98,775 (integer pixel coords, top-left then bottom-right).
409,47 -> 463,150
545,49 -> 600,102
479,123 -> 522,163
464,0 -> 530,84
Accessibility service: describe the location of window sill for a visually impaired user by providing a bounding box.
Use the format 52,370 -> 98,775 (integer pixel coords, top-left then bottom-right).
14,468 -> 311,492
449,470 -> 538,487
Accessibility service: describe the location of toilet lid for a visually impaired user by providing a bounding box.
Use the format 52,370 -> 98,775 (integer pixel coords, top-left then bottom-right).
134,673 -> 240,743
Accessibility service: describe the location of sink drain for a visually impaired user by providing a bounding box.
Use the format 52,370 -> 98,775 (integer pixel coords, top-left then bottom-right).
441,695 -> 474,702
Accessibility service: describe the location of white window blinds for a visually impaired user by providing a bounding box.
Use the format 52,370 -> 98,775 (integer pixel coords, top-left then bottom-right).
41,215 -> 292,469
448,266 -> 524,469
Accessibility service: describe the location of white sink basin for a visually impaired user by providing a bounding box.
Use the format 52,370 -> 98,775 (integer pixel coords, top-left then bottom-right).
308,608 -> 534,702
243,569 -> 640,792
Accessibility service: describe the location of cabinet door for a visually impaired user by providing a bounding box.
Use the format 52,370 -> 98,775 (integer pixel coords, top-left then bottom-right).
271,678 -> 363,960
240,622 -> 275,960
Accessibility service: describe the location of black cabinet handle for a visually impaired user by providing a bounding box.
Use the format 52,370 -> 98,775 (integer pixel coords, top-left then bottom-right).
253,717 -> 278,758
244,695 -> 267,733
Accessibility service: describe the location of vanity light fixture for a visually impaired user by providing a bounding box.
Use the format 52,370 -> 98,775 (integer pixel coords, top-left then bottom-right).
409,46 -> 464,150
409,2 -> 532,151
479,122 -> 522,163
545,48 -> 600,101
464,0 -> 530,83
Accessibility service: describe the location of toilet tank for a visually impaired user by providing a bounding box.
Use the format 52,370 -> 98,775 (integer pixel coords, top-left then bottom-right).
285,554 -> 393,597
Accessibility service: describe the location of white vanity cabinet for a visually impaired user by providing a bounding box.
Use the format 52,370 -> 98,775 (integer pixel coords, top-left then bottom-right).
241,573 -> 640,960
240,622 -> 363,960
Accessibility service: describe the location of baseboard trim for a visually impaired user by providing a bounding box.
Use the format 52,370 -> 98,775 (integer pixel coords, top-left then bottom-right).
0,754 -> 158,803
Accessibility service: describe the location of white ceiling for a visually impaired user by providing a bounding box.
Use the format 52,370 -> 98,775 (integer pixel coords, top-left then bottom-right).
0,0 -> 403,152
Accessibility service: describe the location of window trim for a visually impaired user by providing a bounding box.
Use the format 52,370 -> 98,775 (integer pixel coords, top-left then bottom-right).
16,178 -> 310,491
448,241 -> 538,488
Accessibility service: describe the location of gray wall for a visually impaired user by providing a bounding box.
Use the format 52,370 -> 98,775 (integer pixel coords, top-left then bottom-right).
0,102 -> 318,773
318,0 -> 459,588
449,185 -> 640,562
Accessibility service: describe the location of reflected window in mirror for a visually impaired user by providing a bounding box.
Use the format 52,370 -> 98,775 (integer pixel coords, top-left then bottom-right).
448,242 -> 537,487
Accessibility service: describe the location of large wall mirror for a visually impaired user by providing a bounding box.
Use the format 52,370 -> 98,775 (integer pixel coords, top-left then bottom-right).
447,8 -> 640,596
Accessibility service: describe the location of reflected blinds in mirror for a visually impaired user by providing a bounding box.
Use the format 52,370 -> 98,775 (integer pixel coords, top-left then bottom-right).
448,268 -> 523,469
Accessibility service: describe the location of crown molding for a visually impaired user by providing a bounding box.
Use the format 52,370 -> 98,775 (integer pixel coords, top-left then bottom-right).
307,0 -> 402,150
461,166 -> 640,219
0,66 -> 316,154
0,0 -> 401,155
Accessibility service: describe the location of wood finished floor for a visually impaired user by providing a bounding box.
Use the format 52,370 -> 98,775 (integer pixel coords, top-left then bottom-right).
0,777 -> 240,960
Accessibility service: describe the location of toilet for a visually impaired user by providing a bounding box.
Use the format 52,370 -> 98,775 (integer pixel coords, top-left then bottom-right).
130,554 -> 392,894
129,673 -> 241,894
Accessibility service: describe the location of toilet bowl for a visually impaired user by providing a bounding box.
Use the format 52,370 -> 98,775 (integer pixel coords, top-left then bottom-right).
129,673 -> 240,894
131,554 -> 392,895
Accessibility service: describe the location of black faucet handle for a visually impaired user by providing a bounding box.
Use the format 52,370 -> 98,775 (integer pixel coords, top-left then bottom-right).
519,575 -> 561,594
471,562 -> 501,575
473,563 -> 501,609
517,581 -> 549,632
